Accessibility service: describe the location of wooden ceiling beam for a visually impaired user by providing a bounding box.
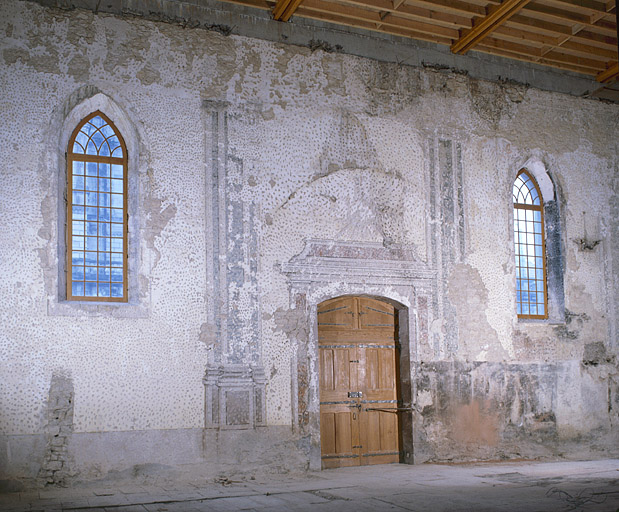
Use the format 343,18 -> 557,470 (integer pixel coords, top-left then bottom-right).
451,0 -> 532,54
299,0 -> 460,38
596,62 -> 619,81
273,0 -> 304,21
334,0 -> 473,28
540,0 -> 615,17
475,42 -> 600,73
295,6 -> 454,44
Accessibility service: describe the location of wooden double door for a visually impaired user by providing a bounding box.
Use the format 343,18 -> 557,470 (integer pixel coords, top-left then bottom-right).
318,296 -> 401,468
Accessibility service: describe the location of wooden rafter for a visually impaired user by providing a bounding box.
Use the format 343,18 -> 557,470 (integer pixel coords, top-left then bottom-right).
597,62 -> 619,82
220,0 -> 617,78
451,0 -> 532,54
273,0 -> 304,21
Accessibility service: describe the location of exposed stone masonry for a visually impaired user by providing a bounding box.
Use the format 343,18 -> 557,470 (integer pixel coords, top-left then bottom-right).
38,373 -> 75,486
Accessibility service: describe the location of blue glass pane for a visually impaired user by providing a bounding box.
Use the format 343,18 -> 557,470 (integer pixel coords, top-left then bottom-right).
536,257 -> 543,268
530,293 -> 537,303
72,266 -> 84,280
534,222 -> 542,234
111,239 -> 123,252
111,209 -> 123,222
111,179 -> 123,193
530,281 -> 537,292
111,253 -> 123,267
516,303 -> 522,314
86,222 -> 97,236
85,282 -> 97,297
522,292 -> 529,302
111,164 -> 123,179
516,279 -> 521,290
99,238 -> 110,251
535,234 -> 542,245
99,268 -> 110,281
98,253 -> 110,266
537,304 -> 545,315
86,162 -> 97,176
111,283 -> 123,297
99,178 -> 110,192
101,124 -> 114,138
73,176 -> 84,190
86,207 -> 97,221
522,303 -> 529,314
86,192 -> 97,206
98,284 -> 111,297
99,223 -> 110,237
521,281 -> 528,291
111,223 -> 123,237
99,208 -> 110,222
111,146 -> 123,158
72,206 -> 85,220
86,177 -> 97,191
86,237 -> 97,251
72,282 -> 84,296
99,163 -> 110,177
72,191 -> 84,205
85,267 -> 97,280
537,292 -> 544,303
72,221 -> 84,236
111,268 -> 123,282
85,252 -> 97,265
86,140 -> 97,155
111,194 -> 123,208
99,193 -> 110,207
72,251 -> 84,265
99,142 -> 110,157
536,269 -> 543,280
92,131 -> 104,148
72,236 -> 84,250
75,132 -> 88,151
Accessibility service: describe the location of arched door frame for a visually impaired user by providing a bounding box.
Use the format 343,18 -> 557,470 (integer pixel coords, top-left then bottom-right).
282,239 -> 436,470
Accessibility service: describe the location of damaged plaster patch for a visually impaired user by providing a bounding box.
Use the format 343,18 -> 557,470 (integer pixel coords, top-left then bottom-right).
448,264 -> 506,361
272,306 -> 308,341
38,372 -> 75,486
143,195 -> 177,270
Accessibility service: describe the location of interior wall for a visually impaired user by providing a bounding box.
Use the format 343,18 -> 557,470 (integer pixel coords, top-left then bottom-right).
0,0 -> 617,485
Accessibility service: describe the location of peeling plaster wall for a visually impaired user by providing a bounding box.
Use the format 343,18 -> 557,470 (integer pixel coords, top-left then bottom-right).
0,0 -> 617,485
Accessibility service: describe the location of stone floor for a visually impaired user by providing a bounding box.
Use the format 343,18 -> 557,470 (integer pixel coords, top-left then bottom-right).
1,459 -> 618,511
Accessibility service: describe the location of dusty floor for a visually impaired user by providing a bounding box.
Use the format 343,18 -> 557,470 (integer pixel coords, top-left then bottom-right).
1,459 -> 618,511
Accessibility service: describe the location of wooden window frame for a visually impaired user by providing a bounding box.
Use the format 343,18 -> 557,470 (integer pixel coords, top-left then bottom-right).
66,111 -> 128,302
513,169 -> 548,320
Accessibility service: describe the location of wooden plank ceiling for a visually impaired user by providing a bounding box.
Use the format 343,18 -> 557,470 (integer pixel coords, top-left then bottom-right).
221,0 -> 618,83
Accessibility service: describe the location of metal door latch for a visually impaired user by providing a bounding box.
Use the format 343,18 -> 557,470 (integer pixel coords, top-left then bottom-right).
348,391 -> 363,398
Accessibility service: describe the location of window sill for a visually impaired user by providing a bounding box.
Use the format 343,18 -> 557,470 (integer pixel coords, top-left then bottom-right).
47,298 -> 149,318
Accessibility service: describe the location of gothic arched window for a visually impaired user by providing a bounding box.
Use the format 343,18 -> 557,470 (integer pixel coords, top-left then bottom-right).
513,170 -> 547,319
67,111 -> 128,301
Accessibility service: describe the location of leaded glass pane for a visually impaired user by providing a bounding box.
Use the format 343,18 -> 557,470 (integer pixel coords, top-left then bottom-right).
68,112 -> 127,301
513,170 -> 547,318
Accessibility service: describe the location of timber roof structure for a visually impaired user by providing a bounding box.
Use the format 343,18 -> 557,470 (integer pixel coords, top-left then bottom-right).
218,0 -> 618,85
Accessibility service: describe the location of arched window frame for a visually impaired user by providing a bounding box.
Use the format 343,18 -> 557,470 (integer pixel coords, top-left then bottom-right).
513,169 -> 548,319
66,110 -> 128,302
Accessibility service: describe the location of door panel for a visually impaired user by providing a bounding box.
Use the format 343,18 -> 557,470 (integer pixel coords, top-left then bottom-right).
319,296 -> 400,468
